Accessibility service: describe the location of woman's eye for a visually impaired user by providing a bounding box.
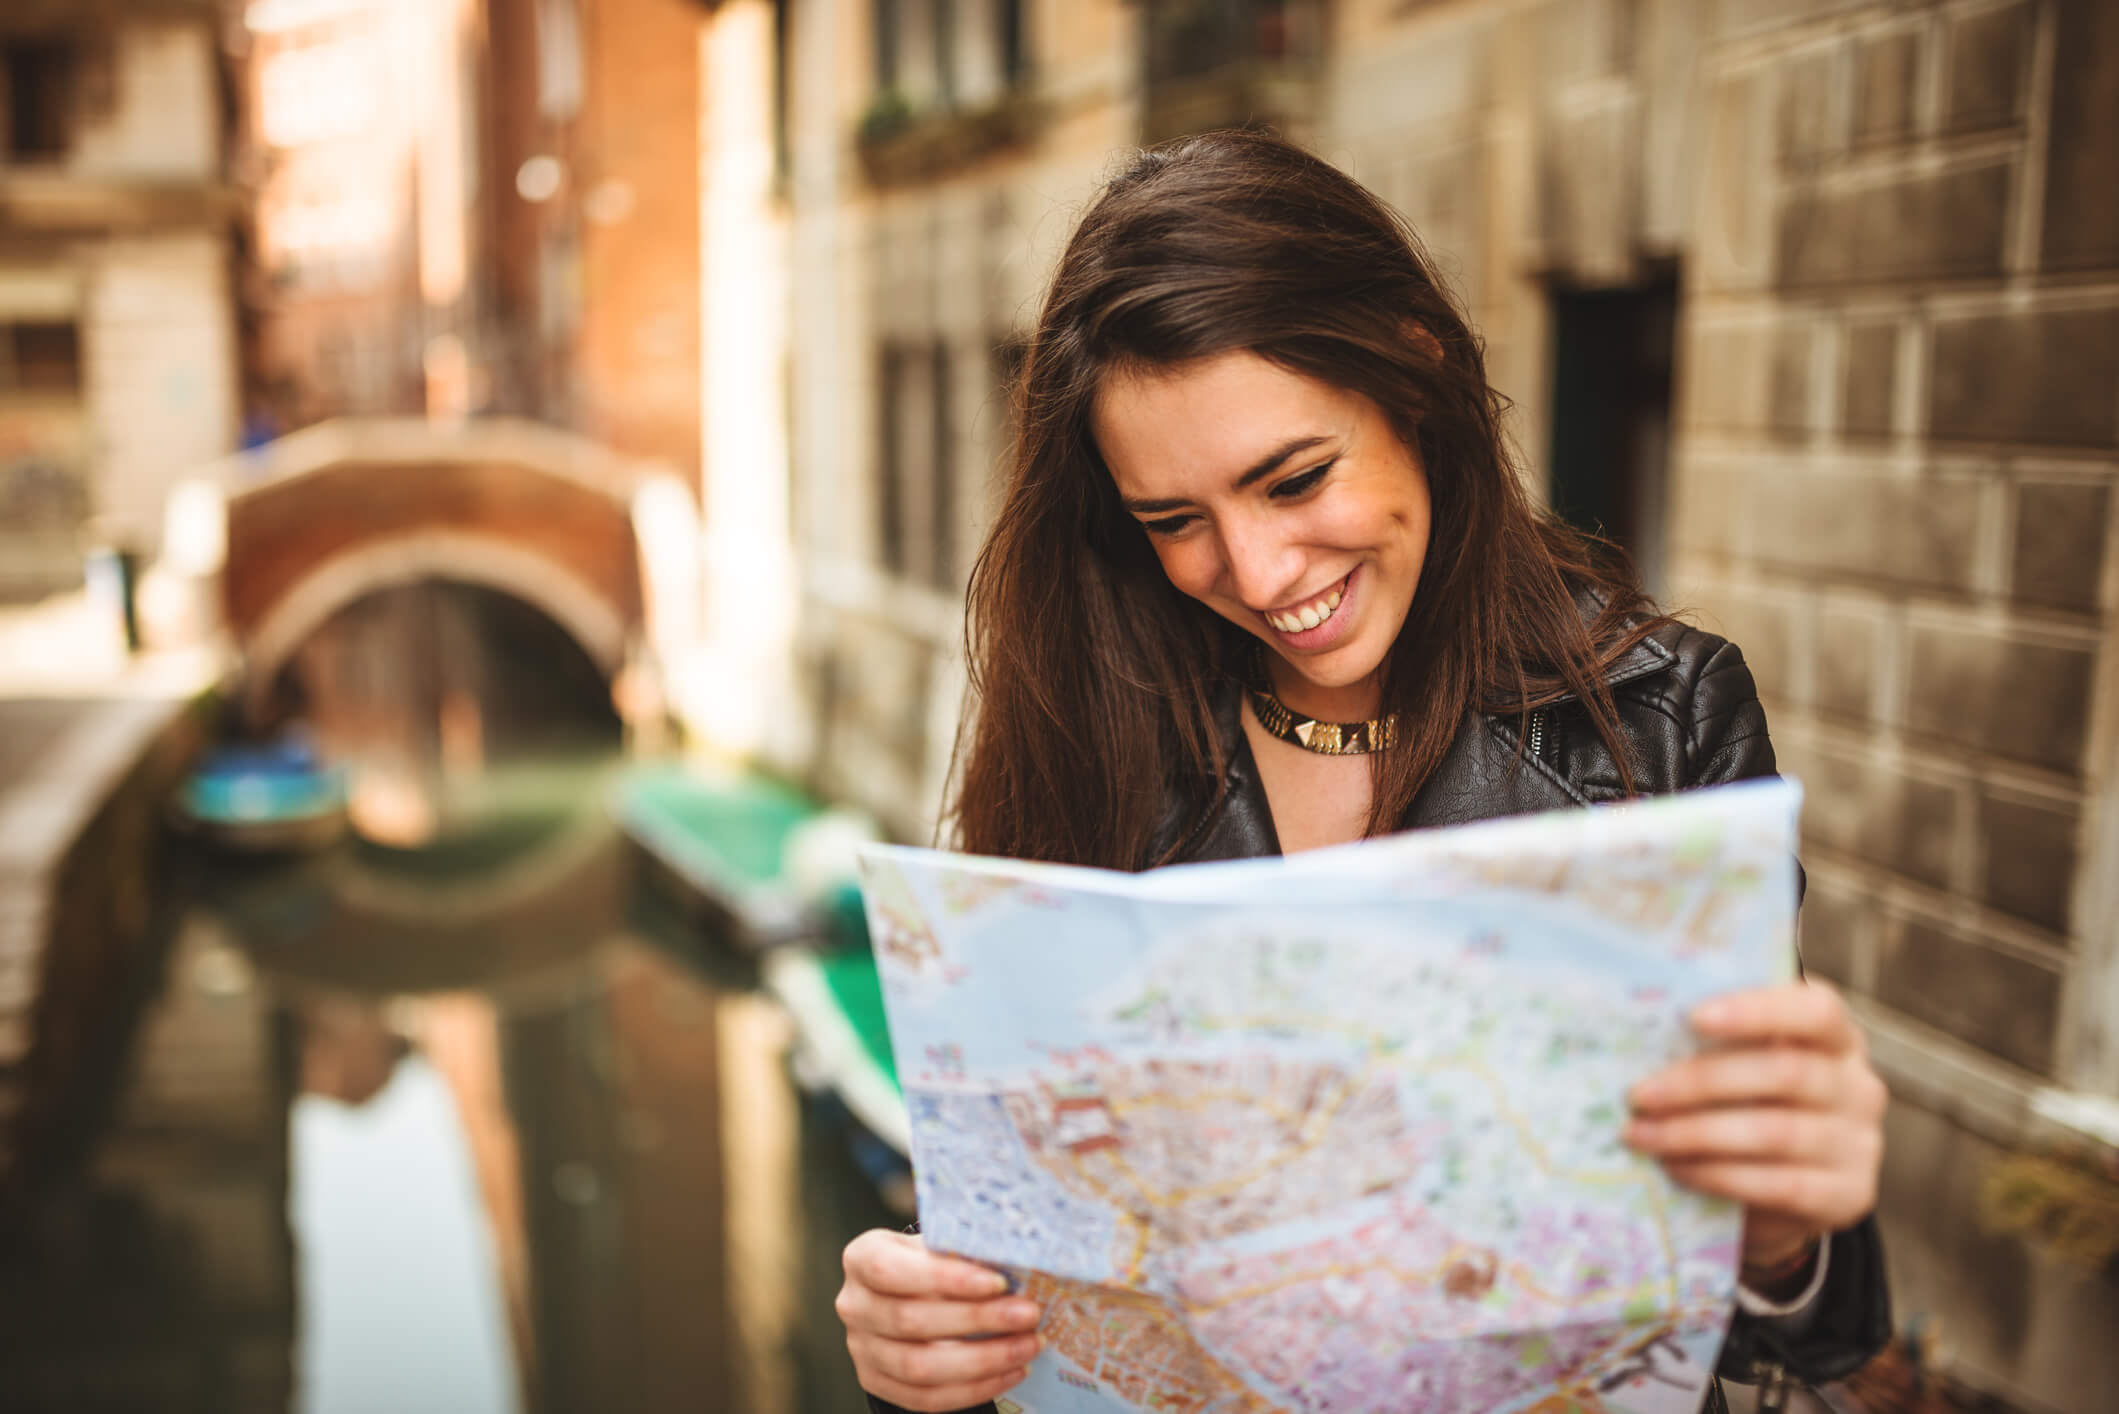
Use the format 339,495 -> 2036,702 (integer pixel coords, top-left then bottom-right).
1140,514 -> 1197,537
1270,462 -> 1334,499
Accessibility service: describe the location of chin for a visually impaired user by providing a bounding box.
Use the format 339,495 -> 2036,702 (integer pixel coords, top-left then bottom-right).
1278,643 -> 1389,692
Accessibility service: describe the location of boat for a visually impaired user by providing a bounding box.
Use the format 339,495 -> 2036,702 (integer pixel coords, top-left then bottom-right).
172,735 -> 349,854
612,764 -> 911,1185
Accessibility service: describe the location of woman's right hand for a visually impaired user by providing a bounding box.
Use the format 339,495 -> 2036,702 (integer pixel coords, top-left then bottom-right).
836,1229 -> 1043,1411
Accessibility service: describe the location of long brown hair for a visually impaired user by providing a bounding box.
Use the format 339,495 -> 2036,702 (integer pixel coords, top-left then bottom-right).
954,130 -> 1666,869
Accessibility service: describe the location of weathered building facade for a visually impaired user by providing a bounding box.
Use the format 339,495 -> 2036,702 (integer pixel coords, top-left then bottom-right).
701,1 -> 2119,1407
239,0 -> 703,479
0,0 -> 241,596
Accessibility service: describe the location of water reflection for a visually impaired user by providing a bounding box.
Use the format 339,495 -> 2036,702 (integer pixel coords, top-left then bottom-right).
3,584 -> 895,1413
292,1047 -> 520,1414
4,759 -> 894,1413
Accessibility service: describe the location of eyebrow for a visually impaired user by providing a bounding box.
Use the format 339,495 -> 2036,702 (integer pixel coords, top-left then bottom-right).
1120,434 -> 1334,515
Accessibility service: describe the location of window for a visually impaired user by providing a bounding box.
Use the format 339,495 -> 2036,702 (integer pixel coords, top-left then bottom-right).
533,0 -> 584,121
772,0 -> 792,179
0,321 -> 81,395
873,0 -> 902,92
997,0 -> 1026,87
878,340 -> 958,590
934,0 -> 958,107
878,344 -> 909,576
1143,0 -> 1311,87
1137,0 -> 1324,143
1545,276 -> 1679,597
872,0 -> 1027,113
2,39 -> 76,163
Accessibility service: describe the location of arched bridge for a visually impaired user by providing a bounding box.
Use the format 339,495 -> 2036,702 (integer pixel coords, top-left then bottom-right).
176,419 -> 696,721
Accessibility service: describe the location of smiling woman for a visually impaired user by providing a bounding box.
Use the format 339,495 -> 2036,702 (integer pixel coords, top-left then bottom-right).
955,128 -> 1665,873
837,130 -> 1892,1414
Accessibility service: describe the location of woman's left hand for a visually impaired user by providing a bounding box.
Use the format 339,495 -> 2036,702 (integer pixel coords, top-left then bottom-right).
1624,980 -> 1888,1280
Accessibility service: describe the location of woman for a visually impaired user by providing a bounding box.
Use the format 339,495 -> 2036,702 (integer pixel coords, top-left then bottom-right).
836,130 -> 1890,1414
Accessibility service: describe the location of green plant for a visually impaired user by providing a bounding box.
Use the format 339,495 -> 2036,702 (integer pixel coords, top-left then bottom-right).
856,89 -> 916,146
1981,1146 -> 2119,1270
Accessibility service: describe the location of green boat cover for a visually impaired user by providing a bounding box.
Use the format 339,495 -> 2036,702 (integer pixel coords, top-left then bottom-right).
816,945 -> 898,1091
616,764 -> 904,1115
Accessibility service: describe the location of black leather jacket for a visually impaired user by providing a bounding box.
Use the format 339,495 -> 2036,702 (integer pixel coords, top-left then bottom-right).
870,620 -> 1890,1414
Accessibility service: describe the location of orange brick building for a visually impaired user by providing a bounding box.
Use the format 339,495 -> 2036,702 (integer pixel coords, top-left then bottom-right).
241,0 -> 703,484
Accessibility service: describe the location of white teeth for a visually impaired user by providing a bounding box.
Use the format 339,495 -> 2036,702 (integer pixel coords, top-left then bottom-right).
1269,579 -> 1348,635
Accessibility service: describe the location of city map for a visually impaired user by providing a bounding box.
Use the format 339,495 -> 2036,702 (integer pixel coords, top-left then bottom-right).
859,779 -> 1801,1414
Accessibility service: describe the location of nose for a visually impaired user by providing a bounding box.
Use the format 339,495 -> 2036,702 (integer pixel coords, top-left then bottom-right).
1218,514 -> 1305,611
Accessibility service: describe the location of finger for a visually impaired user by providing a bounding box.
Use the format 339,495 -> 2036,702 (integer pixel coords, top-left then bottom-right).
1625,1106 -> 1853,1164
1691,981 -> 1860,1052
1629,1047 -> 1843,1114
1660,1159 -> 1878,1231
859,1366 -> 1032,1413
844,1229 -> 1012,1300
841,1287 -> 1042,1342
859,1331 -> 1043,1389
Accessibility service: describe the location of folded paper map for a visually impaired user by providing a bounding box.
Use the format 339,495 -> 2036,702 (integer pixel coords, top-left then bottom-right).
858,778 -> 1801,1414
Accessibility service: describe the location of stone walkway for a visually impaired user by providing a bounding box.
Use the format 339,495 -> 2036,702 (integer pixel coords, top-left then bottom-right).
0,591 -> 225,1175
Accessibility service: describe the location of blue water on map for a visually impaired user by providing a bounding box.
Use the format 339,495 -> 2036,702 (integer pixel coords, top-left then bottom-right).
880,884 -> 1788,1081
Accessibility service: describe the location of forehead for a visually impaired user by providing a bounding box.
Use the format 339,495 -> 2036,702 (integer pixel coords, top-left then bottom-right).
1092,352 -> 1354,495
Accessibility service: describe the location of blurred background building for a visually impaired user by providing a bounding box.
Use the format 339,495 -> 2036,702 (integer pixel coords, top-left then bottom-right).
1,1 -> 2115,1411
0,0 -> 241,597
239,0 -> 701,470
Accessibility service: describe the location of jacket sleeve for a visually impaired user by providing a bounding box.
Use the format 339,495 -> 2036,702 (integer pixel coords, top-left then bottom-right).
1679,633 -> 1894,1385
866,1399 -> 997,1414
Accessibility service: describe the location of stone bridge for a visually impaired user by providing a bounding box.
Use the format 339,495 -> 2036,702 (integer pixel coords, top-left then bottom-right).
172,419 -> 697,722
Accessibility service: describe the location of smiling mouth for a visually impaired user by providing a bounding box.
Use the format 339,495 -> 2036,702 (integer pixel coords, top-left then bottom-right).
1263,575 -> 1349,635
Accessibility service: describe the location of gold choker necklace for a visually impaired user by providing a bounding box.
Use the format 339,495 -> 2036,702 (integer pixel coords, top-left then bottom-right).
1246,681 -> 1397,756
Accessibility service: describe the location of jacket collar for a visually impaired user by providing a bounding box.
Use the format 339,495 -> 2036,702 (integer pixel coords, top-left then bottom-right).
1169,630 -> 1676,864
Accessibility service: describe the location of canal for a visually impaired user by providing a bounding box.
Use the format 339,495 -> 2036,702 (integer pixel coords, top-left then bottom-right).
0,585 -> 894,1414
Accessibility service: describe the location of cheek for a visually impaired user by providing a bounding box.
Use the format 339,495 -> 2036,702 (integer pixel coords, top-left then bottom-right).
1154,539 -> 1224,602
1386,489 -> 1432,568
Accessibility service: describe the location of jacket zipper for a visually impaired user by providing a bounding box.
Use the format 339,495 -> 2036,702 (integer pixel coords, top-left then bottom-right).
1526,709 -> 1545,763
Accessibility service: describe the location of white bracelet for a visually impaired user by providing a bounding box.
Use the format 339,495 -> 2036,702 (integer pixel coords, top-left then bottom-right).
1735,1239 -> 1832,1319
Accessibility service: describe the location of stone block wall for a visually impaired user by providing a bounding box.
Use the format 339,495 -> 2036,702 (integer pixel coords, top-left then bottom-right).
1667,2 -> 2119,1402
1671,0 -> 2118,1102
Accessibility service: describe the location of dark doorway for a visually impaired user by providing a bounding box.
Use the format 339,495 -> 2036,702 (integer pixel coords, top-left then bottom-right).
1545,275 -> 1678,598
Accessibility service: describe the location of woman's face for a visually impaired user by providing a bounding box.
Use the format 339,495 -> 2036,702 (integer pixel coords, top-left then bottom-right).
1094,351 -> 1432,720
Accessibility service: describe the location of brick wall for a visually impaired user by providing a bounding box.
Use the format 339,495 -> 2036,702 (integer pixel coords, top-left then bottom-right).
571,0 -> 703,479
1672,10 -> 2119,1393
1671,0 -> 2116,1107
